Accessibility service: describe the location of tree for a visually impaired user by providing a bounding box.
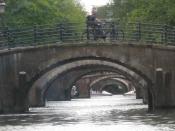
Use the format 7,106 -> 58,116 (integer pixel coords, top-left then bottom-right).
111,0 -> 175,25
4,0 -> 86,27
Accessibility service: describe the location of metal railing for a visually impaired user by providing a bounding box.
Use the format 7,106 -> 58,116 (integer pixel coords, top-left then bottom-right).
0,22 -> 175,49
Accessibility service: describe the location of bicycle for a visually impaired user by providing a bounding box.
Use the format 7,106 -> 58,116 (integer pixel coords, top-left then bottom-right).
81,22 -> 124,41
81,22 -> 106,41
107,22 -> 124,41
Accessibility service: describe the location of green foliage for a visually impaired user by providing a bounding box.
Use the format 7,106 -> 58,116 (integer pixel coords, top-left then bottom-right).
97,0 -> 175,25
96,6 -> 110,19
4,0 -> 86,27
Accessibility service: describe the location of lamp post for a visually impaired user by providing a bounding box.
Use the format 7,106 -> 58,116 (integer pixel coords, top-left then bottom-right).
0,0 -> 5,13
0,0 -> 6,49
0,0 -> 6,27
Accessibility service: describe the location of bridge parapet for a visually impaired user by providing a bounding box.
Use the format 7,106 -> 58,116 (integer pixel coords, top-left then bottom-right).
0,22 -> 175,50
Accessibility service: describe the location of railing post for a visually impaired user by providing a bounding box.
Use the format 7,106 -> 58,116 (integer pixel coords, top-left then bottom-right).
56,24 -> 60,42
86,24 -> 90,40
163,24 -> 168,44
59,23 -> 63,42
136,22 -> 141,41
33,25 -> 37,45
4,27 -> 11,48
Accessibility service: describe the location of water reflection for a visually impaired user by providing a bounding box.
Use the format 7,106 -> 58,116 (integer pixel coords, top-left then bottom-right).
0,95 -> 175,131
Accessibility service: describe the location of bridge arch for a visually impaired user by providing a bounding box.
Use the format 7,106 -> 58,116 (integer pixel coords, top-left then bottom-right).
28,57 -> 153,109
89,76 -> 133,90
70,73 -> 127,98
45,67 -> 120,101
90,77 -> 131,93
70,73 -> 134,98
65,70 -> 142,99
90,78 -> 129,94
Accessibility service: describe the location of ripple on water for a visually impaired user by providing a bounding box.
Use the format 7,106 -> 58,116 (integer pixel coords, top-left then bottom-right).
0,95 -> 175,131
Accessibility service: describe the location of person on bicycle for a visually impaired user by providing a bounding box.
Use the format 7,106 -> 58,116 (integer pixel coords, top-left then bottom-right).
86,7 -> 106,40
86,7 -> 97,28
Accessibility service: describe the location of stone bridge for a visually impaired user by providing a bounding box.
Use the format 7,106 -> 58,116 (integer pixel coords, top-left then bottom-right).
0,42 -> 175,113
90,77 -> 132,94
46,73 -> 126,100
72,73 -> 133,98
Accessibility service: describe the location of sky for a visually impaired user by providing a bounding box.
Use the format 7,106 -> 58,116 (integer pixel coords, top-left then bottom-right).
79,0 -> 110,14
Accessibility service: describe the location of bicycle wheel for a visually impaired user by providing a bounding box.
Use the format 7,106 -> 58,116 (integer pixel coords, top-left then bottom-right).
110,30 -> 124,41
81,30 -> 96,41
117,30 -> 124,40
81,31 -> 87,41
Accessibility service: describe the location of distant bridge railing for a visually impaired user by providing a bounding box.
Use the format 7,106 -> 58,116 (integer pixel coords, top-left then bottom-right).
0,22 -> 175,49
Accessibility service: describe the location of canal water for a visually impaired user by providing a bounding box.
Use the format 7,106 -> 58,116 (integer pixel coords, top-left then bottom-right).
0,95 -> 175,131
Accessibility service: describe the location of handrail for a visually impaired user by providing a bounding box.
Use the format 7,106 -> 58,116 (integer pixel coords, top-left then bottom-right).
0,22 -> 175,49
